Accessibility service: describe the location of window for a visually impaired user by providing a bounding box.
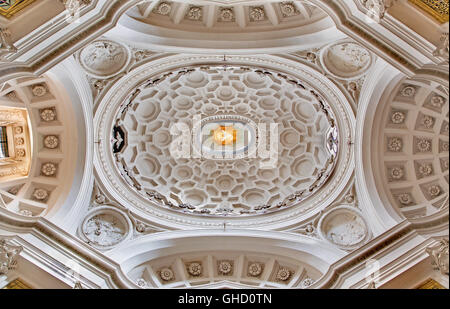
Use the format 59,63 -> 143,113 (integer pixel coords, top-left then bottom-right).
0,126 -> 9,159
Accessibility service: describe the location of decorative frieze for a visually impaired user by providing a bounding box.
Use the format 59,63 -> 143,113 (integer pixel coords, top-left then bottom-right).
219,8 -> 234,22
155,2 -> 172,16
187,262 -> 202,277
31,84 -> 47,97
43,135 -> 59,149
276,267 -> 292,281
248,262 -> 263,277
41,163 -> 57,177
159,267 -> 175,281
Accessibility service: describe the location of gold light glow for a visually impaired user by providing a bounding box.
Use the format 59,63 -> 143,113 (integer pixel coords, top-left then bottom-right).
212,126 -> 237,145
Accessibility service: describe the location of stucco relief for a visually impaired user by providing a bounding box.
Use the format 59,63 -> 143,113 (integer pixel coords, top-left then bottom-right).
318,206 -> 370,250
79,206 -> 132,250
127,250 -> 322,288
321,40 -> 374,80
77,40 -> 131,79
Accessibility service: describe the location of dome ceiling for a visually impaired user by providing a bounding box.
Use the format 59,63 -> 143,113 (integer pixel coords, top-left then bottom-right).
116,0 -> 338,52
111,65 -> 338,217
129,0 -> 328,32
373,78 -> 449,220
127,250 -> 322,289
94,54 -> 354,228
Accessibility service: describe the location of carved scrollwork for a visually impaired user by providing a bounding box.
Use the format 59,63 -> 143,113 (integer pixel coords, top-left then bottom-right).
426,238 -> 449,275
0,238 -> 23,276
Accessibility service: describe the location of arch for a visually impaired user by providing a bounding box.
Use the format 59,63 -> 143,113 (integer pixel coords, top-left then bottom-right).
108,229 -> 346,289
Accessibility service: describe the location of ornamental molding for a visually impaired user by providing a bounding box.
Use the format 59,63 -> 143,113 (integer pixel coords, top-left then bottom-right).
0,238 -> 23,276
76,39 -> 131,79
426,238 -> 449,275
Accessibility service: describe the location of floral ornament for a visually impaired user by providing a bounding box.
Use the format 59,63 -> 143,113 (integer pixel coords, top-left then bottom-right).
159,268 -> 174,281
136,223 -> 146,233
390,167 -> 404,180
14,127 -> 23,134
33,188 -> 49,201
14,138 -> 24,146
44,135 -> 59,149
276,267 -> 291,281
441,141 -> 449,152
187,262 -> 202,276
306,52 -> 317,62
421,115 -> 435,129
40,109 -> 56,122
418,164 -> 433,177
19,209 -> 33,217
95,193 -> 106,204
218,261 -> 233,275
187,7 -> 202,20
220,8 -> 234,22
300,277 -> 315,288
41,163 -> 57,176
387,137 -> 403,152
430,95 -> 445,108
249,7 -> 265,21
428,185 -> 441,197
16,149 -> 25,157
156,2 -> 171,15
135,278 -> 147,288
32,84 -> 47,97
391,111 -> 405,124
347,81 -> 358,93
416,139 -> 431,152
280,2 -> 297,17
400,86 -> 416,97
248,263 -> 263,277
304,223 -> 315,235
398,193 -> 413,205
